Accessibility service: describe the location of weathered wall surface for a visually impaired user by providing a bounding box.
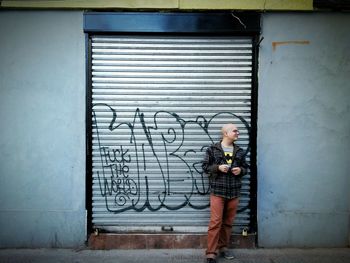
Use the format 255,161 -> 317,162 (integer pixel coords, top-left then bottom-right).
258,13 -> 350,247
0,11 -> 86,247
0,11 -> 349,248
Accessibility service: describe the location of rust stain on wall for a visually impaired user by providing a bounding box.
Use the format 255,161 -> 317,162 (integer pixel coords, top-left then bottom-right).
272,40 -> 310,51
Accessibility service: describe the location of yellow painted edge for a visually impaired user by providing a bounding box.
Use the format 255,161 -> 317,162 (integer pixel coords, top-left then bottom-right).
179,0 -> 265,10
265,0 -> 313,10
0,0 -> 179,9
179,0 -> 313,10
1,0 -> 313,10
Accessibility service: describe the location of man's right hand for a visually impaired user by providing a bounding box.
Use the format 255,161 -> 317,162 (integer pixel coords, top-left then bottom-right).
218,164 -> 229,173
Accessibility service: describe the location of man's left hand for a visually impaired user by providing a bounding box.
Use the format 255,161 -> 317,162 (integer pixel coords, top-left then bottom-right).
231,167 -> 241,176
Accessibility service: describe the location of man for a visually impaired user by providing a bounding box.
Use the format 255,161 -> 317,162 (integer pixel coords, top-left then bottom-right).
202,123 -> 248,263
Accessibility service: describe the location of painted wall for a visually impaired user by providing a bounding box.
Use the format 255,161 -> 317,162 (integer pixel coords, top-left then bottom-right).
0,11 -> 86,247
258,13 -> 350,247
0,11 -> 349,248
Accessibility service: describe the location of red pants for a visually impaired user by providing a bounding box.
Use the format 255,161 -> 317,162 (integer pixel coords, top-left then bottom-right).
206,194 -> 239,258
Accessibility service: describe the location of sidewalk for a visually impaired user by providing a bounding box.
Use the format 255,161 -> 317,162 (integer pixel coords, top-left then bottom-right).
1,248 -> 349,263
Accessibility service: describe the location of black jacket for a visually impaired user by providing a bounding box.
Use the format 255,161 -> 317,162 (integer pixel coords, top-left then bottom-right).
202,141 -> 248,199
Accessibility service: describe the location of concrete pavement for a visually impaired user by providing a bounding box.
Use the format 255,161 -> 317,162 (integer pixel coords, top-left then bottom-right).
0,248 -> 349,263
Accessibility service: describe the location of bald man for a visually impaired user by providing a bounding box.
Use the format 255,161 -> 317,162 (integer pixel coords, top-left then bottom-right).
202,123 -> 248,263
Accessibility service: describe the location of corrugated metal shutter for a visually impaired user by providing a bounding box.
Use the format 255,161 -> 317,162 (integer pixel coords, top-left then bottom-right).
90,35 -> 252,233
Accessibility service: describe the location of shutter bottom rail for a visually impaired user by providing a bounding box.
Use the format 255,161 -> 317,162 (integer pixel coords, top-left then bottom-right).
88,232 -> 256,249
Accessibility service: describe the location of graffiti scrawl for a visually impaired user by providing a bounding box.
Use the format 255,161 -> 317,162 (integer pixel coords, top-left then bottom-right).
92,103 -> 250,213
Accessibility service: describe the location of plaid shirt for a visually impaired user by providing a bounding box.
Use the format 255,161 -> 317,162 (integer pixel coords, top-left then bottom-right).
202,141 -> 248,199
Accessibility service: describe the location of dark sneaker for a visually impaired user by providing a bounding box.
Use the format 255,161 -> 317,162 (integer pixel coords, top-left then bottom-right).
206,258 -> 217,263
220,250 -> 235,260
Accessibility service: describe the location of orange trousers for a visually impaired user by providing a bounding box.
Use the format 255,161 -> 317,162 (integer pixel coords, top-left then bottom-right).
206,194 -> 239,258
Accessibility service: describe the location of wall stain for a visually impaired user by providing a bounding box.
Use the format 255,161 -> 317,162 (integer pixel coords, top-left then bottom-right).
272,40 -> 310,51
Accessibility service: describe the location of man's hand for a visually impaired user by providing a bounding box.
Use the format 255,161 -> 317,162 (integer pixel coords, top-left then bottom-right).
231,167 -> 241,176
218,164 -> 229,173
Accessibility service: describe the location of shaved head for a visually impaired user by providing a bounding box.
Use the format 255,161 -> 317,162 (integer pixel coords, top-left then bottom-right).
221,123 -> 236,137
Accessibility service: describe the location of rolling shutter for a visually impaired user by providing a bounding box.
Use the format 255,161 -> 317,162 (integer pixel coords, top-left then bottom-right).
90,35 -> 252,233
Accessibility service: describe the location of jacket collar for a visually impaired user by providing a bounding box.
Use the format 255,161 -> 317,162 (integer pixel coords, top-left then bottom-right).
213,140 -> 236,150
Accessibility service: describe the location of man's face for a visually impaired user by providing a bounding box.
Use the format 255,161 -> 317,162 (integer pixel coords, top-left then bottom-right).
225,125 -> 239,141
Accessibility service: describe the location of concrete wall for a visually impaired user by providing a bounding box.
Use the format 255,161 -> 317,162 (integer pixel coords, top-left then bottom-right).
258,13 -> 350,247
0,11 -> 349,248
0,11 -> 86,247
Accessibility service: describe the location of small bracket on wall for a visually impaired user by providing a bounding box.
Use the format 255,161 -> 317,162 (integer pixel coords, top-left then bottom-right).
161,226 -> 174,232
256,37 -> 264,48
